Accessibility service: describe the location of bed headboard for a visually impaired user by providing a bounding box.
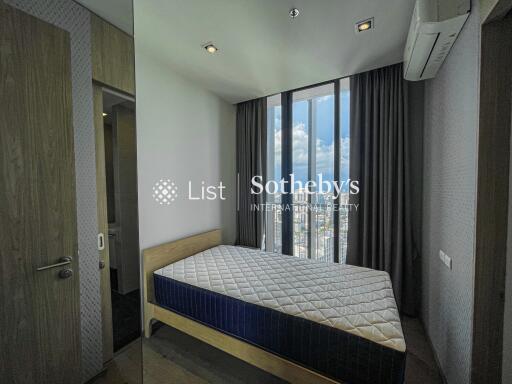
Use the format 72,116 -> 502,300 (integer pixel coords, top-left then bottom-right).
142,229 -> 222,305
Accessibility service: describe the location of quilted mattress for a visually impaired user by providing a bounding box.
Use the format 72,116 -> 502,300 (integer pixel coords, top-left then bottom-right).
154,245 -> 406,383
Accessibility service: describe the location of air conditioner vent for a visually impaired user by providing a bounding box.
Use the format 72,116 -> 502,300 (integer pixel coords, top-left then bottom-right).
403,0 -> 470,81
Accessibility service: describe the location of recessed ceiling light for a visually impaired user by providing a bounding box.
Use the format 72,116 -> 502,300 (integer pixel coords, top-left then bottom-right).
203,43 -> 218,53
356,18 -> 374,33
289,8 -> 300,19
102,112 -> 107,117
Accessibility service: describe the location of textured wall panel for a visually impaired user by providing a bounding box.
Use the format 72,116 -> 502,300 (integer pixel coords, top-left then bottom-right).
422,1 -> 480,383
4,0 -> 102,382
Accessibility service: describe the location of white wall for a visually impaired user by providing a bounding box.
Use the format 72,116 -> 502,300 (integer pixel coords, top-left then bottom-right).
134,42 -> 236,251
421,1 -> 480,383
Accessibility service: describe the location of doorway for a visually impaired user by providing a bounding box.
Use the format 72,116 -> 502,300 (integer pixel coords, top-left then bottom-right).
94,86 -> 141,362
104,91 -> 140,352
472,4 -> 512,384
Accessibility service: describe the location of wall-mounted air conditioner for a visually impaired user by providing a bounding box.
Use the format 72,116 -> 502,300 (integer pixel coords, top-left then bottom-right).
403,0 -> 470,81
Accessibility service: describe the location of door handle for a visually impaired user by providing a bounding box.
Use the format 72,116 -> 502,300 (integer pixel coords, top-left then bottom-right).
36,256 -> 72,272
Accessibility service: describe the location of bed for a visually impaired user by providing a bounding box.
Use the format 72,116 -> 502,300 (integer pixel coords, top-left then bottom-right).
143,229 -> 406,384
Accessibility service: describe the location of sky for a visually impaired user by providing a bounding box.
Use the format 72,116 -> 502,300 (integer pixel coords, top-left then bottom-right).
270,90 -> 350,191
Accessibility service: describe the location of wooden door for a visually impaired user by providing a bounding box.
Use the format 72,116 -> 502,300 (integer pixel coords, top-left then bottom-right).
93,85 -> 114,363
0,4 -> 81,383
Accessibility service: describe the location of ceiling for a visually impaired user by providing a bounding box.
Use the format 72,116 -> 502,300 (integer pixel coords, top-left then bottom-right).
78,0 -> 416,104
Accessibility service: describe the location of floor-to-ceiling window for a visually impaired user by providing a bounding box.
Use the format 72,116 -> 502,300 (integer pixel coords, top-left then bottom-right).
266,78 -> 349,262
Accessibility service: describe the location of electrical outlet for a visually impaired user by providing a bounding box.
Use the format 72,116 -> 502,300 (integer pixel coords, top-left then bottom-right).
439,250 -> 452,270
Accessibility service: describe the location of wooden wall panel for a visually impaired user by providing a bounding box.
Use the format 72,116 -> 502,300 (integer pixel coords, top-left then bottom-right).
91,14 -> 135,95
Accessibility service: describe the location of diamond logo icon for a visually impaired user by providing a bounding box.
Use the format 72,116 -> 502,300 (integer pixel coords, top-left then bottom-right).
152,179 -> 177,205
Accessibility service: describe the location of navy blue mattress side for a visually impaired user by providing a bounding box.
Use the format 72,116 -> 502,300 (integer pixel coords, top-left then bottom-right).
154,272 -> 406,384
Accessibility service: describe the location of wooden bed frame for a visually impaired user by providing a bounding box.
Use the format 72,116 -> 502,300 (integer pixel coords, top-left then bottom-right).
143,229 -> 339,384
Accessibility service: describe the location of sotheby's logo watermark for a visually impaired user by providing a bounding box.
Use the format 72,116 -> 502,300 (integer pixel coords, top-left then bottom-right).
152,179 -> 226,205
151,174 -> 359,212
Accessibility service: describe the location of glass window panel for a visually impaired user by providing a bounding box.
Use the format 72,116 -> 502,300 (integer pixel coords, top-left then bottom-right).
292,83 -> 335,261
312,86 -> 334,263
265,94 -> 282,253
292,96 -> 309,259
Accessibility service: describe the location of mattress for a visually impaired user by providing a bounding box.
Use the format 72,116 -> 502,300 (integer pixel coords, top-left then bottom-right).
154,245 -> 406,384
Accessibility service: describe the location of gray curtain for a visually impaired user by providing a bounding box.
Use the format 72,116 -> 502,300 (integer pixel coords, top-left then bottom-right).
236,98 -> 267,248
347,63 -> 416,315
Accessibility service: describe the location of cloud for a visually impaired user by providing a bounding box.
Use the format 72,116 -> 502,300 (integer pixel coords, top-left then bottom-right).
270,120 -> 350,181
340,136 -> 350,170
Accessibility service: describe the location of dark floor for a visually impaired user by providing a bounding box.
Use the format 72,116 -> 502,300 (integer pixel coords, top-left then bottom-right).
401,317 -> 444,384
145,325 -> 285,384
140,316 -> 443,383
90,339 -> 143,384
94,316 -> 443,383
111,289 -> 141,352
